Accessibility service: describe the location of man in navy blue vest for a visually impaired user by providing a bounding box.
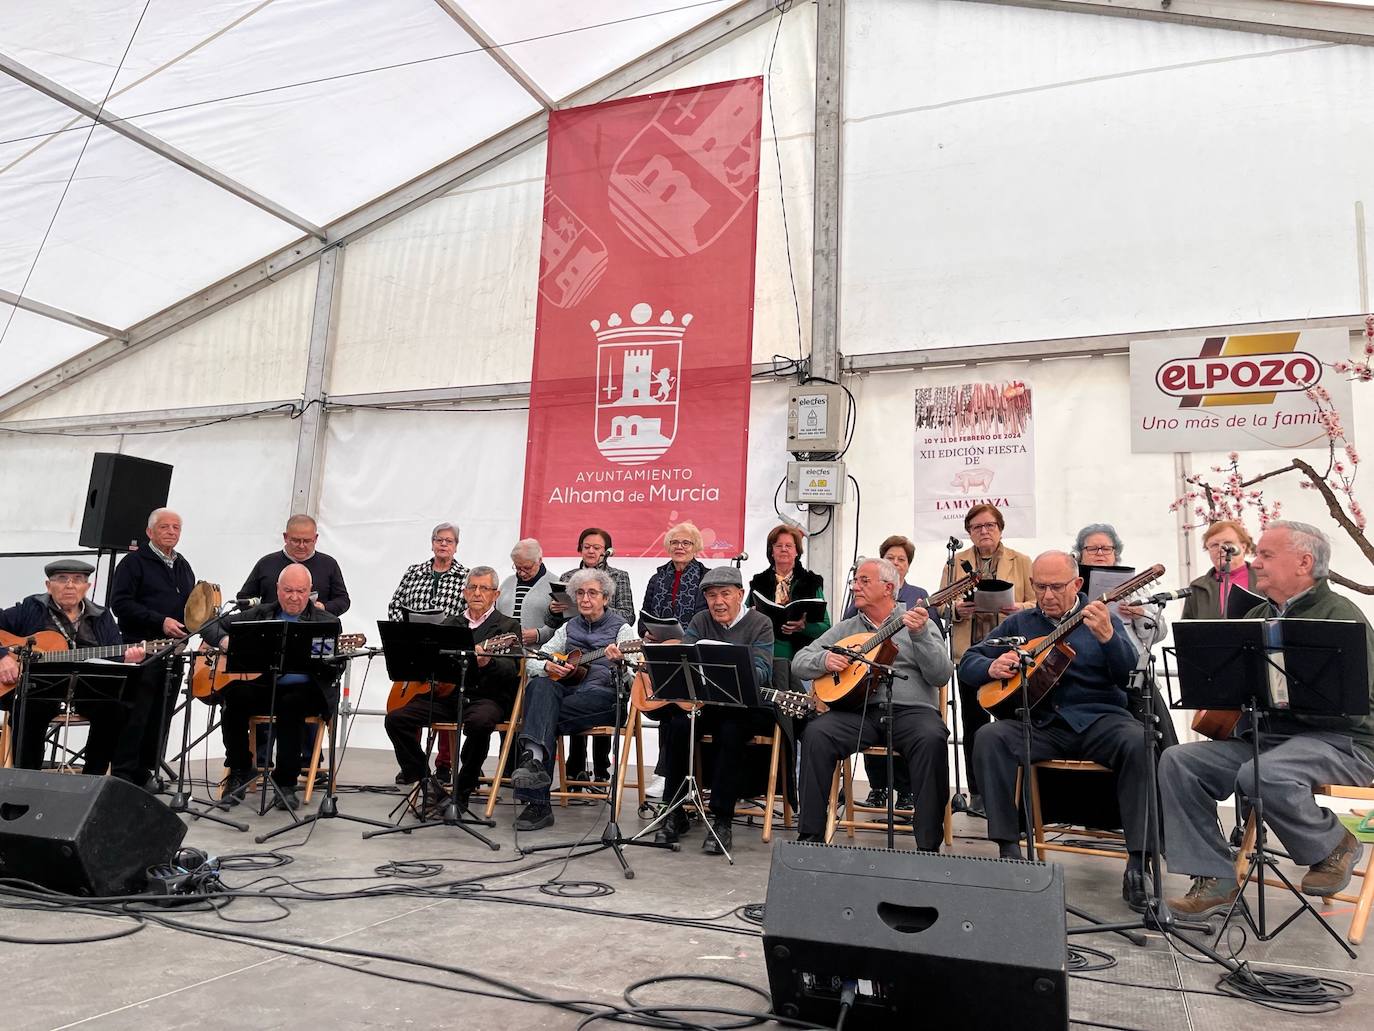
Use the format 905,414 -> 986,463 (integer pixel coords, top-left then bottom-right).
959,550 -> 1152,912
510,567 -> 635,831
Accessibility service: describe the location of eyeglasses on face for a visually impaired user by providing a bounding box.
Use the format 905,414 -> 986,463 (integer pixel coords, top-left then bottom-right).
667,538 -> 694,548
465,584 -> 498,593
967,522 -> 999,533
1030,580 -> 1074,594
286,536 -> 317,546
432,536 -> 457,545
1081,545 -> 1116,555
48,575 -> 89,586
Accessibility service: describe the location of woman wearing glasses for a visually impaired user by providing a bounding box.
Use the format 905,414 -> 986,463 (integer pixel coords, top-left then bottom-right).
1180,519 -> 1256,621
497,538 -> 560,647
387,522 -> 469,620
939,504 -> 1035,816
642,521 -> 711,631
1073,523 -> 1167,652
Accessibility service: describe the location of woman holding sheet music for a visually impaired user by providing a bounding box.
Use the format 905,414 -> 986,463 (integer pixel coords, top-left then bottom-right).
748,524 -> 831,662
1180,519 -> 1258,621
1073,523 -> 1168,652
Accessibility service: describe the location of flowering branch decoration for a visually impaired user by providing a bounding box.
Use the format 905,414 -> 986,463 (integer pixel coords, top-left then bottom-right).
1169,330 -> 1372,593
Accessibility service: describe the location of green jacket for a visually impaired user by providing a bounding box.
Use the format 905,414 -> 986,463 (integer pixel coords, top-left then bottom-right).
1245,579 -> 1374,764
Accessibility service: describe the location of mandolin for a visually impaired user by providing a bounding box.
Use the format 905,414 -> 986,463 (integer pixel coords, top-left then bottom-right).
630,666 -> 818,718
384,633 -> 521,713
976,564 -> 1165,719
536,640 -> 645,685
811,568 -> 982,710
0,629 -> 174,698
191,632 -> 368,703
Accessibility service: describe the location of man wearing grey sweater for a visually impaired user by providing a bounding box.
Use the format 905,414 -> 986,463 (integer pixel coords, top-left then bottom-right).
792,556 -> 954,850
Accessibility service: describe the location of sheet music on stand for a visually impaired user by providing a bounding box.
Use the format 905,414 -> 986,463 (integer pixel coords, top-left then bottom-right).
641,642 -> 759,708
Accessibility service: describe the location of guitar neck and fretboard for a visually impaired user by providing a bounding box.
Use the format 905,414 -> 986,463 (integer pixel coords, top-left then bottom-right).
845,568 -> 981,656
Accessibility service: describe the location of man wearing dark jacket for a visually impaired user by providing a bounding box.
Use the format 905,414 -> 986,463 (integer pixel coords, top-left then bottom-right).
384,565 -> 521,812
109,508 -> 196,787
1162,521 -> 1374,916
238,514 -> 351,617
960,550 -> 1152,911
0,560 -> 145,772
210,564 -> 341,811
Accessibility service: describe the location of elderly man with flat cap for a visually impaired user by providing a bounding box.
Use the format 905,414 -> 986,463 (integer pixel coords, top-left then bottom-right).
644,564 -> 776,855
0,560 -> 145,773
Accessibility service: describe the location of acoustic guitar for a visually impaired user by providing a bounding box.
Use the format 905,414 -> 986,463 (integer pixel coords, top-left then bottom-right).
976,564 -> 1165,720
629,665 -> 817,718
0,629 -> 174,697
191,632 -> 368,703
384,633 -> 521,713
811,569 -> 982,710
1191,708 -> 1242,741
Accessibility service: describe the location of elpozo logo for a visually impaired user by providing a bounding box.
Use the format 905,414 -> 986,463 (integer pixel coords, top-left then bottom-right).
1153,332 -> 1320,409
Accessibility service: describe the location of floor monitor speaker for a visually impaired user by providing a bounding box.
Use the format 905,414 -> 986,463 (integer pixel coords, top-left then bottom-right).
0,769 -> 186,896
763,842 -> 1068,1029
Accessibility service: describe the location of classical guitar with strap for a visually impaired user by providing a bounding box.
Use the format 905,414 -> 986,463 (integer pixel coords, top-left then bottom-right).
384,633 -> 521,713
812,568 -> 982,711
976,564 -> 1165,720
0,629 -> 174,698
191,632 -> 369,703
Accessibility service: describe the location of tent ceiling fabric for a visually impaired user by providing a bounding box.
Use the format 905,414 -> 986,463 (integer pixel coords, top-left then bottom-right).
0,0 -> 737,395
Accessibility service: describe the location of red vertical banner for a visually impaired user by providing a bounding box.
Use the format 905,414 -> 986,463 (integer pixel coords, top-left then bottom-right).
521,78 -> 762,558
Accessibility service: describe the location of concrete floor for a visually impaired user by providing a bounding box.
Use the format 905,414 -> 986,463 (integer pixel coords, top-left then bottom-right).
3,748 -> 1371,1030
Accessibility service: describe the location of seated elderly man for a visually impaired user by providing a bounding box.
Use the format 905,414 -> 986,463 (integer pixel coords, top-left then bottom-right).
792,556 -> 954,852
509,567 -> 635,832
960,550 -> 1153,911
210,564 -> 341,811
1162,521 -> 1374,916
0,559 -> 145,774
651,565 -> 775,854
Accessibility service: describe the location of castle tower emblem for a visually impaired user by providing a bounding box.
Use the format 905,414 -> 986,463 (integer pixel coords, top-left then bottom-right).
593,302 -> 690,465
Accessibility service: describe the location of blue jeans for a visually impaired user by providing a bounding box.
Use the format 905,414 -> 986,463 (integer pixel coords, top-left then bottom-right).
515,677 -> 617,803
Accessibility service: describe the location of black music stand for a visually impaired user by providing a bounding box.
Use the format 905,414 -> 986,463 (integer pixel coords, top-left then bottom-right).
632,641 -> 757,864
363,620 -> 498,849
11,656 -> 135,775
1171,617 -> 1367,958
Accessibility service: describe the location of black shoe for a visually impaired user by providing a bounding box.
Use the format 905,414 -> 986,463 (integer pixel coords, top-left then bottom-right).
895,791 -> 915,811
1122,869 -> 1149,913
703,819 -> 732,855
395,769 -> 423,786
514,802 -> 554,831
273,785 -> 300,811
653,809 -> 691,845
796,832 -> 823,844
594,768 -> 612,784
220,769 -> 254,806
418,777 -> 451,819
511,752 -> 551,791
966,793 -> 986,819
862,787 -> 888,808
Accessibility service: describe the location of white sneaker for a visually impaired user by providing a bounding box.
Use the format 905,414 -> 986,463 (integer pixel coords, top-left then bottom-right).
646,774 -> 666,799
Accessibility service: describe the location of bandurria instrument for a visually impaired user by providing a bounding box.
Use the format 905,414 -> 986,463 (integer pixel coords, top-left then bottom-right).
537,640 -> 645,685
977,564 -> 1165,719
812,568 -> 982,710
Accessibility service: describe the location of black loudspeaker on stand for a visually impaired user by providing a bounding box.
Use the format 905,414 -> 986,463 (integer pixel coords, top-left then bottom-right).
78,452 -> 173,551
0,769 -> 186,896
763,842 -> 1069,1030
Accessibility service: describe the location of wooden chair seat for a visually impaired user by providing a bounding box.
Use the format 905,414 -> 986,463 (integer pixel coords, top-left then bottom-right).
689,726 -> 792,843
1020,759 -> 1126,862
240,714 -> 327,802
551,709 -> 647,818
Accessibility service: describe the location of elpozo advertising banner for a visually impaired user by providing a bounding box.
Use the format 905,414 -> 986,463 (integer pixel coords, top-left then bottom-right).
912,382 -> 1036,542
520,79 -> 762,557
1129,330 -> 1355,453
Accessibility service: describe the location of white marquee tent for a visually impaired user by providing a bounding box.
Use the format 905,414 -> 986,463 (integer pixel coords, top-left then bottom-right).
4,0 -> 1374,756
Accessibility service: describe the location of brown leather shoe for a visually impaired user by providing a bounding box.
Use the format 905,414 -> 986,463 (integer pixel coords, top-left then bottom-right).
1301,829 -> 1363,897
1167,877 -> 1241,918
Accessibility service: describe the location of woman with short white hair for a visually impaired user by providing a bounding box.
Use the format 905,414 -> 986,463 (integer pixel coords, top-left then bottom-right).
496,538 -> 558,646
